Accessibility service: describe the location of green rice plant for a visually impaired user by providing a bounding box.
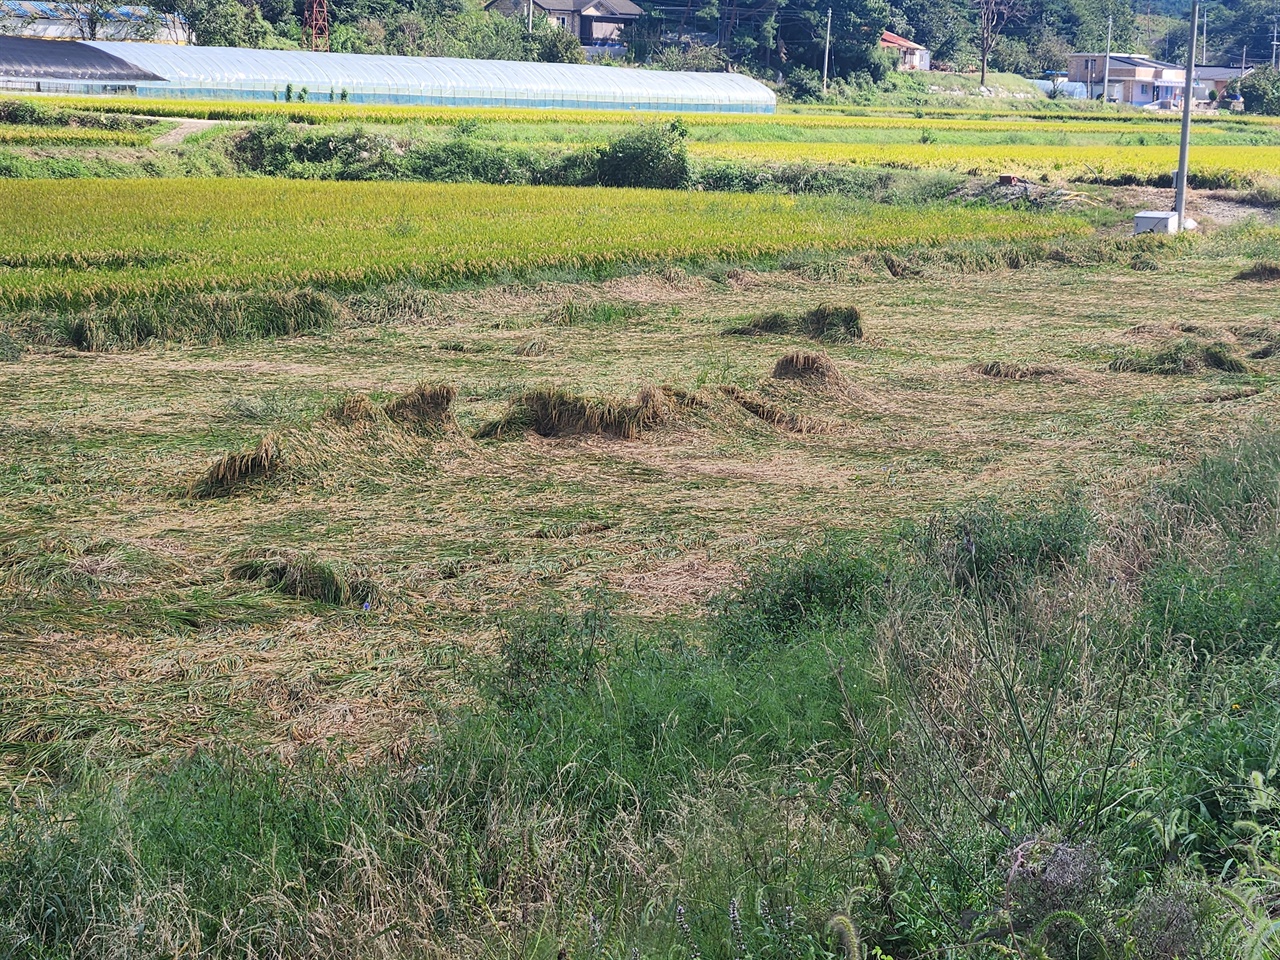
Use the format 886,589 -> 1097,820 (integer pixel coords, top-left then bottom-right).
724,303 -> 862,342
32,290 -> 340,352
230,549 -> 378,607
0,180 -> 1087,314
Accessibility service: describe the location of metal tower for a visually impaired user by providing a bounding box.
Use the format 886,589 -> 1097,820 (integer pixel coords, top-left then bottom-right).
305,0 -> 329,52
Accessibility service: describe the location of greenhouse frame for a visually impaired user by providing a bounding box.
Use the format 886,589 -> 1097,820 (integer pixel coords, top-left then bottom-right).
0,36 -> 777,113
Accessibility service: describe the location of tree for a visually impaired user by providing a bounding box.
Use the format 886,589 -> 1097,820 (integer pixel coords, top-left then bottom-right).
974,0 -> 1027,87
160,0 -> 251,45
1236,67 -> 1280,116
536,24 -> 586,63
69,0 -> 161,40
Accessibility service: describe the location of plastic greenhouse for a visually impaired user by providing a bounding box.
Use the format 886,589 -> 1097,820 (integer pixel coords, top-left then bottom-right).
0,36 -> 776,113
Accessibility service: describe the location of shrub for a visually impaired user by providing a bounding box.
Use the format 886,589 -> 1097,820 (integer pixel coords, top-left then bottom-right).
714,536 -> 885,655
597,121 -> 689,190
907,500 -> 1093,595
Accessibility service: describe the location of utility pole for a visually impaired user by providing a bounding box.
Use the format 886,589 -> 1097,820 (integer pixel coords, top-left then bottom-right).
1241,45 -> 1247,76
1102,15 -> 1112,103
1200,7 -> 1207,65
822,7 -> 832,93
527,0 -> 533,32
1273,21 -> 1278,70
1174,0 -> 1199,231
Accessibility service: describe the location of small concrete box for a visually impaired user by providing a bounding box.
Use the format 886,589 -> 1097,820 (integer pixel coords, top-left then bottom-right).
1134,211 -> 1178,235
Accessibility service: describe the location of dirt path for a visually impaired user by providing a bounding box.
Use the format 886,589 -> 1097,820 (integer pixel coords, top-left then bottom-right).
1111,185 -> 1280,228
151,118 -> 225,146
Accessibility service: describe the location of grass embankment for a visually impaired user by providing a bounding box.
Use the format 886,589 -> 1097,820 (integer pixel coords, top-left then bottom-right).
3,433 -> 1280,959
4,95 -> 1280,193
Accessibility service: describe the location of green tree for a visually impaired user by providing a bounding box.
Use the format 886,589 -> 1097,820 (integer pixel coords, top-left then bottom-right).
1237,67 -> 1280,116
536,25 -> 586,63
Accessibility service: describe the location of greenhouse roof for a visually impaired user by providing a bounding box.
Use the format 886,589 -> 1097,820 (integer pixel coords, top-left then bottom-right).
26,39 -> 775,112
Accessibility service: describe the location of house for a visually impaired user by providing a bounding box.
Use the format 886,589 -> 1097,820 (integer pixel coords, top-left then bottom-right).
0,0 -> 186,43
1066,53 -> 1185,106
1193,64 -> 1251,102
880,30 -> 930,71
485,0 -> 642,46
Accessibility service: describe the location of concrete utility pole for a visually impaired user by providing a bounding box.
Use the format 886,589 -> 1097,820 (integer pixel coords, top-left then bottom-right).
527,0 -> 533,32
1272,21 -> 1278,69
1242,45 -> 1247,76
1102,15 -> 1112,102
1200,8 -> 1207,65
822,7 -> 832,93
1174,0 -> 1199,231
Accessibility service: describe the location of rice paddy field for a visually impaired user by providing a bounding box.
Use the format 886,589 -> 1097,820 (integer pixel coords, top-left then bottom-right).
4,93 -> 1280,960
5,93 -> 1280,189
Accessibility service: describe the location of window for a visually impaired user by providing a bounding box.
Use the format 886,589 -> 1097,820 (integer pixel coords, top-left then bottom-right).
1140,83 -> 1148,94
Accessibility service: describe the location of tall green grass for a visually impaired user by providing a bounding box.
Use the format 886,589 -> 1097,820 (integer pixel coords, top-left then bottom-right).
4,434 -> 1280,959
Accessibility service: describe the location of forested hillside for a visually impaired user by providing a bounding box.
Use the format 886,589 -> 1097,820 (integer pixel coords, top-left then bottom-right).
150,0 -> 1270,98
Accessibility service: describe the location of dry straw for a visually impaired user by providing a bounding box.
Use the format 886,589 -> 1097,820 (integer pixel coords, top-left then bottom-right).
771,351 -> 844,385
326,393 -> 386,426
968,361 -> 1062,381
476,385 -> 669,440
384,383 -> 458,434
188,434 -> 281,499
720,384 -> 822,433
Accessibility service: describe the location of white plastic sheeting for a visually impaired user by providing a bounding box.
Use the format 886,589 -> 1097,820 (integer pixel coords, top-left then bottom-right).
82,41 -> 777,112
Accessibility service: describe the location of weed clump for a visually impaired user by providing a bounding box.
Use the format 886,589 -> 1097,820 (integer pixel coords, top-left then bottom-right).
188,434 -> 281,499
0,329 -> 20,361
969,361 -> 1062,380
384,382 -> 457,434
1202,341 -> 1251,373
714,535 -> 885,656
231,549 -> 377,607
771,351 -> 843,385
1235,260 -> 1280,282
55,290 -> 339,352
720,384 -> 820,433
477,384 -> 668,440
660,384 -> 709,408
545,301 -> 640,327
724,303 -> 862,343
1108,337 -> 1250,376
909,500 -> 1093,595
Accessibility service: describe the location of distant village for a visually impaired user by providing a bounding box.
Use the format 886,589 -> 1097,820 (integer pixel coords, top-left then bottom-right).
0,0 -> 1264,108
